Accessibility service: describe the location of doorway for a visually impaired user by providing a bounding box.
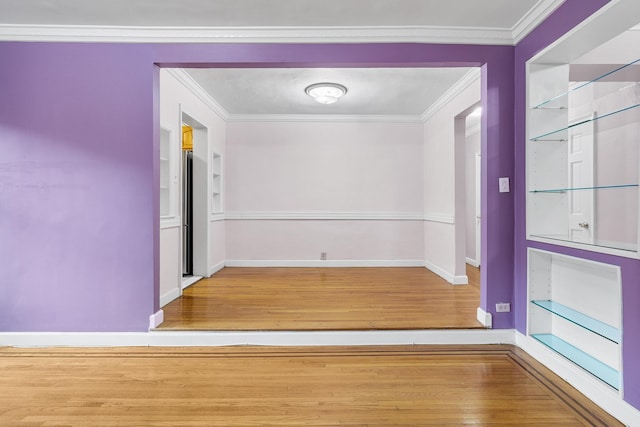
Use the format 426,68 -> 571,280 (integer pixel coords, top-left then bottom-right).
454,103 -> 482,289
180,111 -> 210,289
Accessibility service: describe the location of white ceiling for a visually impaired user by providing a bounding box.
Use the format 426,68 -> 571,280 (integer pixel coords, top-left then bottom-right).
185,67 -> 474,116
1,0 -> 543,28
0,0 -> 563,117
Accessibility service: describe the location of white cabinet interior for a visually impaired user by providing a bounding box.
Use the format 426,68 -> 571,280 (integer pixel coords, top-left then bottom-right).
527,248 -> 622,390
527,38 -> 640,257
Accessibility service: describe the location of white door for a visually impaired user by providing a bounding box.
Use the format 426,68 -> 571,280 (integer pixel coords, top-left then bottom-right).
567,113 -> 595,243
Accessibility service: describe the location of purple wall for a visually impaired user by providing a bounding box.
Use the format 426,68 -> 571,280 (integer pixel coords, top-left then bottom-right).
0,41 -> 517,332
514,0 -> 640,409
0,43 -> 157,331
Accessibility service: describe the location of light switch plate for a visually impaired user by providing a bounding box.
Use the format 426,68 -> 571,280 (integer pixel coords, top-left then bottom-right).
499,177 -> 510,193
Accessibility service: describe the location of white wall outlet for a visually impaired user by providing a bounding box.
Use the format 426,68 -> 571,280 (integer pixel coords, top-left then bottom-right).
320,252 -> 327,261
495,303 -> 511,312
499,177 -> 510,193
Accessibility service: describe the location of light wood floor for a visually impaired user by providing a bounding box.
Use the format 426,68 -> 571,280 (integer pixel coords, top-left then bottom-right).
160,266 -> 482,330
0,345 -> 620,426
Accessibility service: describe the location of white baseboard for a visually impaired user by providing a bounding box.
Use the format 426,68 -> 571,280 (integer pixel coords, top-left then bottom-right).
466,257 -> 480,268
209,261 -> 225,276
160,287 -> 181,308
424,260 -> 468,285
516,332 -> 640,426
476,307 -> 492,328
224,260 -> 425,268
147,329 -> 516,347
0,329 -> 515,348
149,310 -> 164,330
181,275 -> 202,290
0,332 -> 154,347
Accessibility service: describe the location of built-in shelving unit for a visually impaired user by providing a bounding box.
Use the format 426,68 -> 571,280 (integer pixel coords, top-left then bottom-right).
160,127 -> 172,217
528,249 -> 621,390
211,152 -> 222,214
526,55 -> 640,257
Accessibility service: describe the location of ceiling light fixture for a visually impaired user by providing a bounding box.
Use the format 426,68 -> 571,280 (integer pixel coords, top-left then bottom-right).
305,83 -> 347,105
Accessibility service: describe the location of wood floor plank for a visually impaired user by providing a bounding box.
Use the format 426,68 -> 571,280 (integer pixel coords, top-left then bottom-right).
160,267 -> 482,330
0,345 -> 620,426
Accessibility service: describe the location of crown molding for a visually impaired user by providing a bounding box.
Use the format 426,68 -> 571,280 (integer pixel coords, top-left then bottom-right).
165,68 -> 229,120
227,114 -> 423,123
511,0 -> 566,44
0,24 -> 511,45
421,68 -> 481,122
0,1 -> 565,45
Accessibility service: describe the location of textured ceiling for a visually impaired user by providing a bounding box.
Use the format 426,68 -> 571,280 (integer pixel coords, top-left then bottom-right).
185,67 -> 474,116
1,0 -> 540,28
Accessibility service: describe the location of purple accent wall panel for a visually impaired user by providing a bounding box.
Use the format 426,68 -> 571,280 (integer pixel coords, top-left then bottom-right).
0,41 -> 517,332
514,0 -> 640,409
0,43 -> 156,331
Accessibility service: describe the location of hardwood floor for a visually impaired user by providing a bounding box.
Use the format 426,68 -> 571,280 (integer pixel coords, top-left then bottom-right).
160,267 -> 482,331
0,345 -> 620,426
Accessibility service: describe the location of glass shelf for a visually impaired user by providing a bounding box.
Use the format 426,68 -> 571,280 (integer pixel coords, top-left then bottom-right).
530,102 -> 640,141
532,57 -> 640,110
531,300 -> 620,343
532,334 -> 619,389
529,233 -> 638,252
529,184 -> 638,194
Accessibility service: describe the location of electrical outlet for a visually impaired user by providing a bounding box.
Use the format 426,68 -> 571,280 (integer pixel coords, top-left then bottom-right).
320,252 -> 327,261
495,303 -> 511,312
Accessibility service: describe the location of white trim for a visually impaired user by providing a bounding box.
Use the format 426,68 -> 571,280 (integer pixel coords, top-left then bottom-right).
511,0 -> 566,44
148,310 -> 165,330
466,257 -> 480,268
210,213 -> 225,222
424,261 -> 468,285
421,68 -> 482,122
0,24 -> 515,45
160,287 -> 181,308
423,213 -> 455,224
0,329 -> 515,348
181,275 -> 203,290
166,69 -> 229,120
465,122 -> 481,137
476,307 -> 492,328
160,216 -> 181,229
516,332 -> 640,426
527,235 -> 640,260
209,261 -> 225,276
225,211 -> 424,221
227,114 -> 424,123
0,1 -> 563,46
225,259 -> 425,268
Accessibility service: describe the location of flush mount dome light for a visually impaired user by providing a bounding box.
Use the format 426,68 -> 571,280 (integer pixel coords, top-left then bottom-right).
305,83 -> 348,105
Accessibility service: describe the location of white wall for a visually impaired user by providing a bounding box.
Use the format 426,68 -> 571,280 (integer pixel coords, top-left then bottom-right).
225,121 -> 424,264
465,121 -> 481,263
159,69 -> 226,307
423,77 -> 480,282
